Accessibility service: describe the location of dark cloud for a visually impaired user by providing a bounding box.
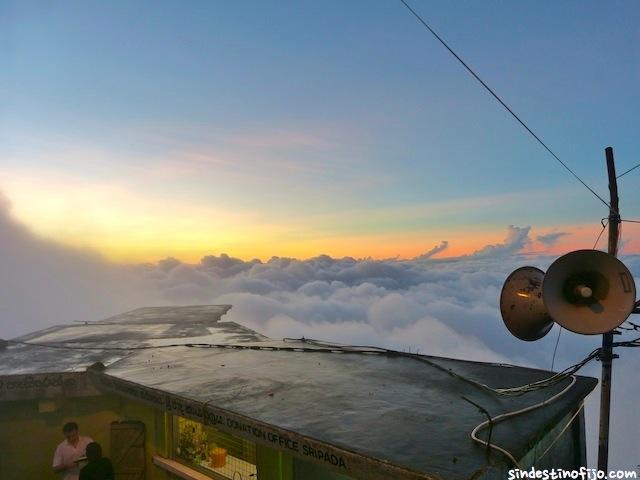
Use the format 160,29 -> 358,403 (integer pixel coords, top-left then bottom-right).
537,231 -> 570,246
471,225 -> 531,257
414,240 -> 448,259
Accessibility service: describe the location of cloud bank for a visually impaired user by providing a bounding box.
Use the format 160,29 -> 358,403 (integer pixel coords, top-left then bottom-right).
0,193 -> 160,338
1,197 -> 638,469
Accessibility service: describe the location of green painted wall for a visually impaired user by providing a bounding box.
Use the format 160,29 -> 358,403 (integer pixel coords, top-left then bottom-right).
256,445 -> 293,480
1,393 -> 354,480
518,408 -> 586,469
293,458 -> 354,480
0,394 -> 170,480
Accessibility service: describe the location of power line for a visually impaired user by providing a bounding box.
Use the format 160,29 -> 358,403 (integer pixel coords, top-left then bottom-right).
550,327 -> 562,372
618,322 -> 640,333
617,162 -> 640,179
397,0 -> 611,209
593,219 -> 608,249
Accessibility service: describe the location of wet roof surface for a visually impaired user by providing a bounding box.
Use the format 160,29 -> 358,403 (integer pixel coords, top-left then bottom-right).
105,345 -> 595,478
0,305 -> 265,374
0,305 -> 597,478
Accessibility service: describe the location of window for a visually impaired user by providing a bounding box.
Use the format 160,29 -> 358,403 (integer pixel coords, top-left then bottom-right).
173,416 -> 257,480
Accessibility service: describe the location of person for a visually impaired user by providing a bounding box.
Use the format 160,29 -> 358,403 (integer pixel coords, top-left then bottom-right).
79,442 -> 114,480
52,421 -> 94,480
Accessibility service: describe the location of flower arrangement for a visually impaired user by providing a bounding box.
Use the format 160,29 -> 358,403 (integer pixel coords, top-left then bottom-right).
177,420 -> 210,464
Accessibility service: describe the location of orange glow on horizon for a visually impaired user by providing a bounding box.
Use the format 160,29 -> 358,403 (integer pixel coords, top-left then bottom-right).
2,171 -> 639,264
64,223 -> 640,264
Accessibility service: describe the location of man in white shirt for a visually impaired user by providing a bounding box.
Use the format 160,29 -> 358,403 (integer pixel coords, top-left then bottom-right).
52,421 -> 94,480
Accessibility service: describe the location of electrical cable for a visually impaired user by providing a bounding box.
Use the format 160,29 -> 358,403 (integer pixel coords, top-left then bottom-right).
490,349 -> 598,396
617,162 -> 640,179
535,402 -> 585,462
593,219 -> 608,250
534,325 -> 563,466
468,376 -> 577,468
612,335 -> 640,348
550,327 -> 562,372
397,0 -> 611,209
618,321 -> 640,332
6,337 -> 600,396
7,340 -> 178,351
287,338 -> 593,397
460,396 -> 494,463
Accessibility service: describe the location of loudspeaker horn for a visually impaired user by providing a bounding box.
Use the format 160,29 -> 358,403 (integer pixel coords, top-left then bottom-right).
543,249 -> 636,335
500,266 -> 554,341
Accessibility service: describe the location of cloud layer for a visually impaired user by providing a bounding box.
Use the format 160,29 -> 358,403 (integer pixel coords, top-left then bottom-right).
1,198 -> 638,469
0,193 -> 160,338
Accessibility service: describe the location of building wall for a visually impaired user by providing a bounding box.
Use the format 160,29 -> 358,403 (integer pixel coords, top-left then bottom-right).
519,407 -> 587,469
0,387 -> 585,480
0,392 -> 351,480
0,393 -> 170,480
293,458 -> 354,480
256,446 -> 294,480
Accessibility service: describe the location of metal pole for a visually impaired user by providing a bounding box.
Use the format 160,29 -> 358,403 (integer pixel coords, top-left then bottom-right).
597,146 -> 619,471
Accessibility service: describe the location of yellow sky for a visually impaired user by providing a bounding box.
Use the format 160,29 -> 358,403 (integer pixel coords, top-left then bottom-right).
4,168 -> 635,264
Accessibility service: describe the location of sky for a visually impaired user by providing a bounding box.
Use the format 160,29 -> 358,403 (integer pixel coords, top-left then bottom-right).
1,0 -> 639,261
1,0 -> 640,471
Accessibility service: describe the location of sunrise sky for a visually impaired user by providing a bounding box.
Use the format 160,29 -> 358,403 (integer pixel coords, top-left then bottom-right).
2,1 -> 639,262
2,3 -> 640,467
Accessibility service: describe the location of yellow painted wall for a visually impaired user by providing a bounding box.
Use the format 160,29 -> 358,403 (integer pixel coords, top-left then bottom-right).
0,392 -> 352,480
0,394 -> 170,480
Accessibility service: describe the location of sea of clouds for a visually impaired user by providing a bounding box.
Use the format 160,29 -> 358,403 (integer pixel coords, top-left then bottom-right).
1,196 -> 638,469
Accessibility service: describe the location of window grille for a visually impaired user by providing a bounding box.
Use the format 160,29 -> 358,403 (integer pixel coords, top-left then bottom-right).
174,416 -> 257,480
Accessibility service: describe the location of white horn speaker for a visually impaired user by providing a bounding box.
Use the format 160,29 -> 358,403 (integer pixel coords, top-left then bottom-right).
500,266 -> 554,341
543,249 -> 636,335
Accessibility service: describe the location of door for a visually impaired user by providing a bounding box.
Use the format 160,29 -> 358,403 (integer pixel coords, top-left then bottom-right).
111,421 -> 146,480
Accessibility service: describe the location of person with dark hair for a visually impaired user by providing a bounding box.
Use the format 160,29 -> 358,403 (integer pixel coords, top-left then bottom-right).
52,422 -> 94,480
79,442 -> 114,480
